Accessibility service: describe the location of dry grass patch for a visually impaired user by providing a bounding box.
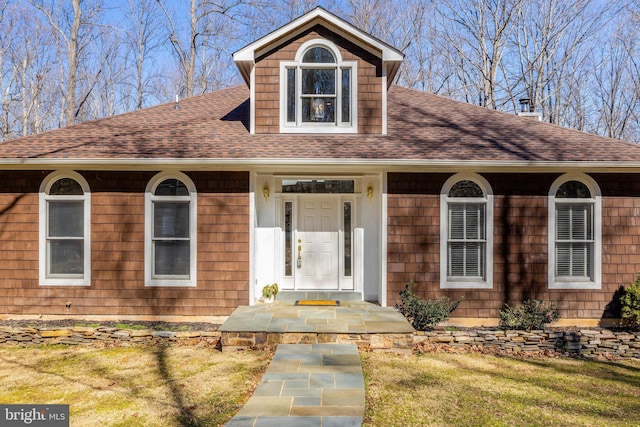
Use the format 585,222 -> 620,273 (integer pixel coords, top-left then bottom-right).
362,352 -> 640,427
0,346 -> 270,426
5,344 -> 640,427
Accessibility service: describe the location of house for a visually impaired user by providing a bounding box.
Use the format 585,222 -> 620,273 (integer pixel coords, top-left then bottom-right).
1,7 -> 640,326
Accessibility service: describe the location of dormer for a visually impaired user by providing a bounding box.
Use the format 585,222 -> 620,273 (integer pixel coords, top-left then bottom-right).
233,7 -> 404,135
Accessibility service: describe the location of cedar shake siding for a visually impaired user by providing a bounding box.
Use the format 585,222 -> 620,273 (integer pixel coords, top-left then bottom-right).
387,172 -> 640,320
254,25 -> 383,134
0,170 -> 249,317
2,8 -> 640,324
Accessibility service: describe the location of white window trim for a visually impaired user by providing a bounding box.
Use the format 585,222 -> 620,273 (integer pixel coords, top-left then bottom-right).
39,170 -> 91,286
440,173 -> 493,289
145,171 -> 197,287
280,39 -> 358,133
548,173 -> 602,290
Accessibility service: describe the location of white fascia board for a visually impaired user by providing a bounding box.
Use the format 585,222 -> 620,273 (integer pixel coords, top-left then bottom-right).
3,158 -> 640,173
233,7 -> 403,64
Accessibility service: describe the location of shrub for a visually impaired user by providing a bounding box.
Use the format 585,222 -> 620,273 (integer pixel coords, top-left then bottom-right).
620,274 -> 640,327
499,299 -> 560,331
395,281 -> 463,330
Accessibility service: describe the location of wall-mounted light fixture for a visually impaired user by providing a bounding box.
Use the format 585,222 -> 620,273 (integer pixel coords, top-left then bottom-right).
263,183 -> 270,201
367,184 -> 374,201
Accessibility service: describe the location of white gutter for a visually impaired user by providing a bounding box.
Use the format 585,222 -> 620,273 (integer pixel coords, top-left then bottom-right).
2,157 -> 640,171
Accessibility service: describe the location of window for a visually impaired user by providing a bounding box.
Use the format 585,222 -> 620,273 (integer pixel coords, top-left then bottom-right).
284,200 -> 293,277
282,179 -> 354,193
39,171 -> 91,286
281,40 -> 357,133
549,173 -> 601,289
145,172 -> 197,287
344,200 -> 352,277
440,173 -> 493,289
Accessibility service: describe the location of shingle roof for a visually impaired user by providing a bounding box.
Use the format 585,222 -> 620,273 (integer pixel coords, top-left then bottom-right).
2,85 -> 640,166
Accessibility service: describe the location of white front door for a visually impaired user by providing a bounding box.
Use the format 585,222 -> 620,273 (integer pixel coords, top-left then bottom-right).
295,197 -> 340,290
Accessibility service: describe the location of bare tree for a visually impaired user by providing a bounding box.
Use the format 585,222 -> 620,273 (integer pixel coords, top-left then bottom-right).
244,0 -> 335,40
77,29 -> 124,121
387,1 -> 459,96
0,0 -> 634,145
122,0 -> 165,110
30,0 -> 102,126
437,0 -> 524,109
157,0 -> 250,98
16,9 -> 57,137
345,0 -> 397,36
589,5 -> 640,142
0,1 -> 16,141
628,0 -> 640,142
511,0 -> 619,124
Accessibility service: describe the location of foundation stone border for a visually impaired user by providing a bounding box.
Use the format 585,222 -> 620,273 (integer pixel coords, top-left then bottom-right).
1,326 -> 639,359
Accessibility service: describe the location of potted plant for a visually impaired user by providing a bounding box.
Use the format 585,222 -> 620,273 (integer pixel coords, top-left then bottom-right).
261,283 -> 279,303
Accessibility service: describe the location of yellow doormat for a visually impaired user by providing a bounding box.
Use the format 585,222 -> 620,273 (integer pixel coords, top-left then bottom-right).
295,300 -> 340,306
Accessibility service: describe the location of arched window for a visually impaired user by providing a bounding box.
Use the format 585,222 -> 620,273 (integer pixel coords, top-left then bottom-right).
145,172 -> 197,287
549,173 -> 601,289
281,39 -> 357,133
39,171 -> 91,286
440,173 -> 493,289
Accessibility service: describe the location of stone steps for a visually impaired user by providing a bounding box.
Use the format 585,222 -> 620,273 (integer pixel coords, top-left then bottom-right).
220,331 -> 414,353
219,299 -> 415,353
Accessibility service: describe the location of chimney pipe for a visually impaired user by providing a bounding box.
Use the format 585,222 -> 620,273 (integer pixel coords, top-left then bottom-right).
517,97 -> 542,121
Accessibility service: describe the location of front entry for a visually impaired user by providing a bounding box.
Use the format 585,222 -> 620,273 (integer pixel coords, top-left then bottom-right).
296,197 -> 340,289
253,177 -> 368,299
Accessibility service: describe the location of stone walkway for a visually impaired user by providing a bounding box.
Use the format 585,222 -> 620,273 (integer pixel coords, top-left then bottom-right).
225,343 -> 364,427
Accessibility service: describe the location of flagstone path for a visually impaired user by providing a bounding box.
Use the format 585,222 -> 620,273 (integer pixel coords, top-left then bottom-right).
225,343 -> 364,427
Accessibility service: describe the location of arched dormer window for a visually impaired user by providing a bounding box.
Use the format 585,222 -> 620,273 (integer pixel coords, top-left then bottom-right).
440,173 -> 493,289
548,173 -> 601,289
39,171 -> 91,286
281,39 -> 357,133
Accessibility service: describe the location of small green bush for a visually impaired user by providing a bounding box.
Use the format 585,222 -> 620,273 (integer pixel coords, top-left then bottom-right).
499,299 -> 560,331
620,274 -> 640,326
396,281 -> 463,330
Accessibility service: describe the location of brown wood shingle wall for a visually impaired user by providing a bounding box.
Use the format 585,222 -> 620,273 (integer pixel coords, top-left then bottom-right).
2,169 -> 639,321
254,25 -> 383,134
387,172 -> 640,321
0,171 -> 249,317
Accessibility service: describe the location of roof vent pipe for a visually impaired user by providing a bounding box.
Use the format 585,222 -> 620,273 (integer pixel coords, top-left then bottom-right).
174,94 -> 181,110
517,97 -> 542,121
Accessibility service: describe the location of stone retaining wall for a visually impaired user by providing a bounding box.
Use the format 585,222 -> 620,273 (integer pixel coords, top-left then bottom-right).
415,329 -> 640,358
2,326 -> 639,359
0,326 -> 221,347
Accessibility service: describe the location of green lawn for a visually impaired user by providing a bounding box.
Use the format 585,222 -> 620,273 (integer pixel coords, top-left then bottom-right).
0,346 -> 639,426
